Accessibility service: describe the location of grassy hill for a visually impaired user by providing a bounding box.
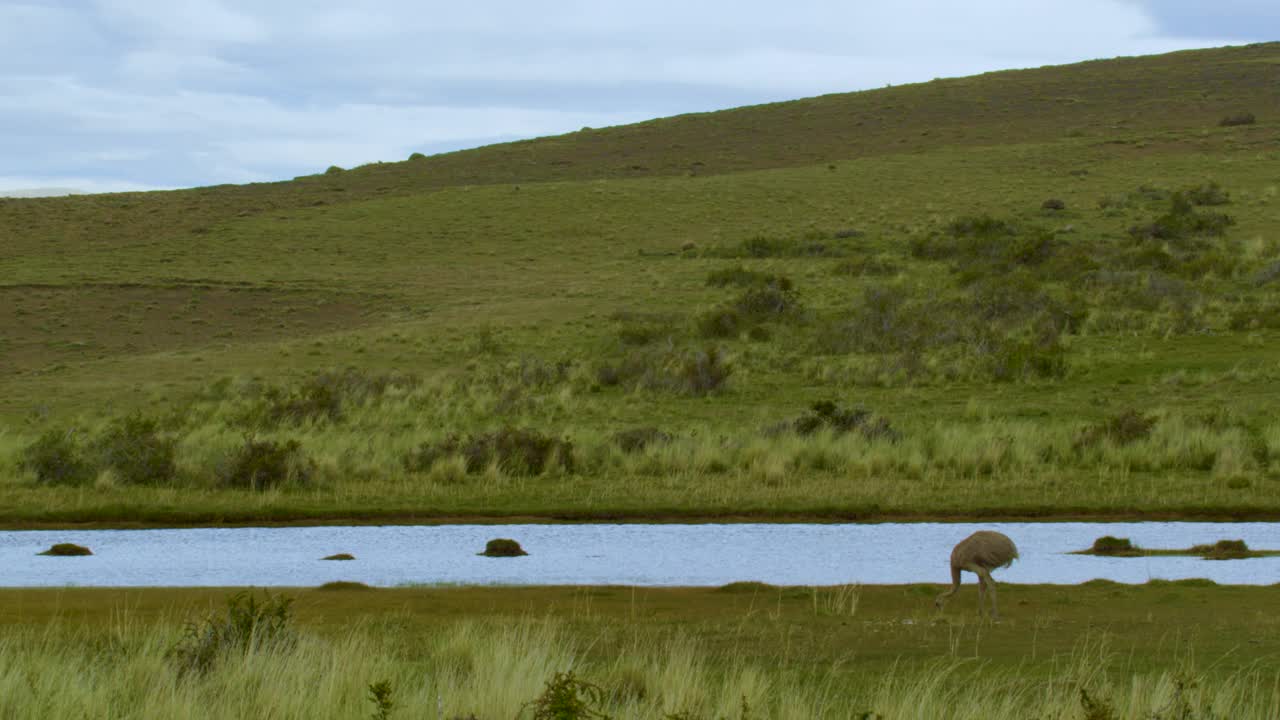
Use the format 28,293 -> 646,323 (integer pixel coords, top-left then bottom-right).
2,42 -> 1279,525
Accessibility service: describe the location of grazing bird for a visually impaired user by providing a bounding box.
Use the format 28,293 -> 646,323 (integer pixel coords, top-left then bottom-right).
934,530 -> 1019,619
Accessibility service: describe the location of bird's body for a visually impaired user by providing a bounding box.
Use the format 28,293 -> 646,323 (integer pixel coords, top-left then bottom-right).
935,530 -> 1019,619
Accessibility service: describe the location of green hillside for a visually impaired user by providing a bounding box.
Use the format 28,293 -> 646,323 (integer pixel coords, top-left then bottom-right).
2,42 -> 1279,525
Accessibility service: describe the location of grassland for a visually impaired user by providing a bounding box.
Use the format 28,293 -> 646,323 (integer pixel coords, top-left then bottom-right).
2,43 -> 1280,524
2,582 -> 1279,718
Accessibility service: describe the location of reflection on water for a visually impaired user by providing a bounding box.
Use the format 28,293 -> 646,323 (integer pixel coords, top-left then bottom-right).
2,522 -> 1279,588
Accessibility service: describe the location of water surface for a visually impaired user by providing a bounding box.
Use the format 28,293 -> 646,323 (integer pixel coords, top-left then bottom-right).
4,522 -> 1279,588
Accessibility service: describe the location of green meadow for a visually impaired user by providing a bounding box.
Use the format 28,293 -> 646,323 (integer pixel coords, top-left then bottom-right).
2,42 -> 1280,525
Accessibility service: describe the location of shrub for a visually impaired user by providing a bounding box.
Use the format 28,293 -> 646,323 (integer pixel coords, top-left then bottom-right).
521,672 -> 610,720
984,336 -> 1068,382
774,401 -> 901,442
318,581 -> 374,591
696,308 -> 745,338
169,591 -> 296,676
1192,539 -> 1249,559
480,538 -> 528,557
676,346 -> 732,395
408,152 -> 427,160
1184,181 -> 1229,206
38,543 -> 92,556
324,165 -> 344,174
406,427 -> 573,476
1128,193 -> 1234,242
243,368 -> 418,427
613,427 -> 672,453
93,414 -> 177,486
19,428 -> 94,486
1090,536 -> 1136,555
1041,198 -> 1066,211
1218,112 -> 1255,127
219,436 -> 313,490
833,256 -> 898,277
1075,409 -> 1157,449
705,266 -> 772,288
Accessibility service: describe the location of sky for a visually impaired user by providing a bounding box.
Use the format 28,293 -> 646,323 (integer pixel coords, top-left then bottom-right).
0,1 -> 1275,195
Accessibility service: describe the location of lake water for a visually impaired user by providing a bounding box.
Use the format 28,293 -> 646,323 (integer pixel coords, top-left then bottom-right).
4,522 -> 1280,588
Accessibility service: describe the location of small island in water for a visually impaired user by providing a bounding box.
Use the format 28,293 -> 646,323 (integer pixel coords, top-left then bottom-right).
1073,536 -> 1280,560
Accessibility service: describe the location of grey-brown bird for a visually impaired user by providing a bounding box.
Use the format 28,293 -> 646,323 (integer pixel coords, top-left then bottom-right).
934,530 -> 1019,619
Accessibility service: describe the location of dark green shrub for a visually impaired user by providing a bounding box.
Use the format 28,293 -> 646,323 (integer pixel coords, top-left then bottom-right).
169,591 -> 296,676
20,428 -> 94,486
244,368 -> 418,427
325,165 -> 344,174
94,414 -> 177,486
733,281 -> 800,320
220,437 -> 312,490
480,538 -> 528,557
613,427 -> 672,453
1128,193 -> 1234,241
985,337 -> 1068,382
1219,112 -> 1255,127
406,427 -> 573,476
318,580 -> 374,591
1041,198 -> 1066,211
775,401 -> 901,442
368,679 -> 395,720
408,151 -> 427,160
38,543 -> 92,556
1090,536 -> 1136,555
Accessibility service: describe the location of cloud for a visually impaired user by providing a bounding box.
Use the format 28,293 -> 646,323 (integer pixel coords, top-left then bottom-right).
0,0 -> 1265,192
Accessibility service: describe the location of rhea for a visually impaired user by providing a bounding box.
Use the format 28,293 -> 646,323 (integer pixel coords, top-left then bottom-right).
934,530 -> 1019,620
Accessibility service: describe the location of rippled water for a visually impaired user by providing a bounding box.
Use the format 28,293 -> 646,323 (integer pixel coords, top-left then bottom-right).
4,522 -> 1280,588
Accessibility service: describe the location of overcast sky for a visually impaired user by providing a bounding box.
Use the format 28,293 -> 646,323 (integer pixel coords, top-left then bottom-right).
1,1 -> 1275,194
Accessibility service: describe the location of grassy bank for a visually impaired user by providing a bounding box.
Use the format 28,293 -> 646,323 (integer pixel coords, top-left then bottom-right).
3,583 -> 1279,718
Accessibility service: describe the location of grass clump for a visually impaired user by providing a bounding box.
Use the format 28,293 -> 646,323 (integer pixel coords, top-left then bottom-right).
1128,192 -> 1234,242
597,346 -> 732,396
93,413 -> 177,486
317,580 -> 374,590
771,401 -> 900,442
1218,112 -> 1256,126
219,436 -> 313,490
19,428 -> 93,486
1075,409 -> 1158,450
407,427 -> 574,476
169,590 -> 296,676
37,542 -> 93,556
1191,539 -> 1250,560
613,427 -> 672,454
480,538 -> 528,557
1089,536 -> 1137,555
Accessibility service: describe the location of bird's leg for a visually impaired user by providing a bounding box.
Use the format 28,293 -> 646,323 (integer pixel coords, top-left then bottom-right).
977,567 -> 1000,620
976,574 -> 986,616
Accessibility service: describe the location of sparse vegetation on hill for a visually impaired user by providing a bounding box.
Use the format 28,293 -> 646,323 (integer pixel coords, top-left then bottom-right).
1,43 -> 1279,523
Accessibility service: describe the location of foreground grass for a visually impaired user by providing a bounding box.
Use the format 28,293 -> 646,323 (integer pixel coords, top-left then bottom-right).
3,583 -> 1279,718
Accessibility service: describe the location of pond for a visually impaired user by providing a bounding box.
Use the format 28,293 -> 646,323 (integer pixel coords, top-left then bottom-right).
4,521 -> 1280,588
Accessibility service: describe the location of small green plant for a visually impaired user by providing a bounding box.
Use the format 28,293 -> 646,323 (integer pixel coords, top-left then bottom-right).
169,591 -> 296,676
521,671 -> 612,720
367,679 -> 395,720
93,413 -> 177,486
19,428 -> 93,486
1079,688 -> 1117,720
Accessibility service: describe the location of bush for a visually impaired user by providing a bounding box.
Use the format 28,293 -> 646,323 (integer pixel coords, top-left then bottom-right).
1041,198 -> 1066,211
479,538 -> 528,557
1193,539 -> 1250,559
1075,409 -> 1157,449
833,256 -> 898,277
773,401 -> 901,442
324,165 -> 344,174
705,266 -> 773,288
696,307 -> 745,338
408,152 -> 427,160
406,427 -> 574,476
676,346 -> 733,395
94,414 -> 177,486
219,436 -> 313,490
595,346 -> 732,396
521,672 -> 609,720
20,428 -> 94,486
1090,536 -> 1136,555
1128,193 -> 1234,242
38,543 -> 92,556
1184,181 -> 1229,206
1218,112 -> 1255,127
243,368 -> 418,427
169,591 -> 296,676
613,427 -> 673,453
